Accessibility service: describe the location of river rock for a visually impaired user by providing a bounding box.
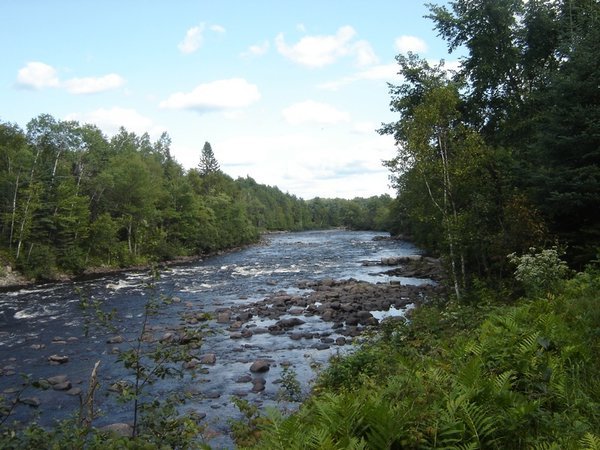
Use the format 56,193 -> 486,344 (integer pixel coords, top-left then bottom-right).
48,355 -> 69,364
335,337 -> 347,346
99,423 -> 134,437
20,397 -> 41,407
216,311 -> 231,323
53,381 -> 72,391
252,327 -> 268,335
251,377 -> 266,392
47,374 -> 69,385
249,359 -> 270,373
235,311 -> 253,321
200,353 -> 216,365
312,343 -> 330,350
183,358 -> 201,369
106,335 -> 124,344
228,321 -> 243,330
275,317 -> 306,328
67,387 -> 82,396
236,374 -> 252,383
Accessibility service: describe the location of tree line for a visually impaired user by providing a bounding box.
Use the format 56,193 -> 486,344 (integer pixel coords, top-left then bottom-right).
380,0 -> 599,298
0,116 -> 392,280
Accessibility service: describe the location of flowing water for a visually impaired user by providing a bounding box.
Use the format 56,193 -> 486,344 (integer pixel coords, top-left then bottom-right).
0,230 -> 427,447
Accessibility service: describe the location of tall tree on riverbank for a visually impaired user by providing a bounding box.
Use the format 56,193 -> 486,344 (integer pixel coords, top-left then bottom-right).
198,141 -> 220,176
382,0 -> 600,289
424,0 -> 600,268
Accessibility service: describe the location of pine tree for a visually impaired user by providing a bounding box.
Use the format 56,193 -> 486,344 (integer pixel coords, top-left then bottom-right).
198,141 -> 220,176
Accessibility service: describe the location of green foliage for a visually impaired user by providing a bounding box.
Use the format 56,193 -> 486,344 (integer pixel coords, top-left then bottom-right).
229,397 -> 270,448
251,268 -> 600,449
508,247 -> 570,296
382,0 -> 600,284
276,366 -> 303,403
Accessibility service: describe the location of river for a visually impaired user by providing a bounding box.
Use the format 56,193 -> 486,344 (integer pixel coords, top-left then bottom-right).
0,229 -> 429,447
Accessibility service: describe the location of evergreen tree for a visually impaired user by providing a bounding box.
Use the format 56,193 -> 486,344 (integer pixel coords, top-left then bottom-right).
198,141 -> 220,175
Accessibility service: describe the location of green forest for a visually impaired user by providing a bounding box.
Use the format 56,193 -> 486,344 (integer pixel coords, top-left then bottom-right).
1,0 -> 599,448
0,118 -> 392,280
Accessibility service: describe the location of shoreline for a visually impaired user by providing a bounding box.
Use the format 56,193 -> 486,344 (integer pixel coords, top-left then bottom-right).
0,231 -> 411,292
0,239 -> 269,293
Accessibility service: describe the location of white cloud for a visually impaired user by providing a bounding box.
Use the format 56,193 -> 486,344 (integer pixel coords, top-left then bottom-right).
159,78 -> 261,112
178,25 -> 204,54
213,132 -> 396,199
282,100 -> 351,126
353,121 -> 378,134
65,107 -> 164,138
394,35 -> 428,54
178,23 -> 225,54
241,40 -> 269,58
16,61 -> 125,95
16,61 -> 60,89
353,40 -> 379,66
63,73 -> 125,94
275,25 -> 377,68
318,63 -> 399,90
210,24 -> 226,33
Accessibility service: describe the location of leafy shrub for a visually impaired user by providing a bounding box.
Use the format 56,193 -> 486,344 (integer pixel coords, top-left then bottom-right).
508,247 -> 569,297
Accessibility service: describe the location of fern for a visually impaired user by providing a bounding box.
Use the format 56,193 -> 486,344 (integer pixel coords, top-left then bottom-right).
517,331 -> 540,356
581,433 -> 600,450
458,400 -> 497,446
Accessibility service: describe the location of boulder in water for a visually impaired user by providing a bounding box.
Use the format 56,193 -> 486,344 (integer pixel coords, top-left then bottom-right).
249,359 -> 270,373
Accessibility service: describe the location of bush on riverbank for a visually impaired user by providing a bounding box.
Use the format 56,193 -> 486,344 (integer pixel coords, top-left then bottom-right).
243,267 -> 600,449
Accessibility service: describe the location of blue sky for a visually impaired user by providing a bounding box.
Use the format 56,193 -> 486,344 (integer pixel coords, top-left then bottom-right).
1,1 -> 457,199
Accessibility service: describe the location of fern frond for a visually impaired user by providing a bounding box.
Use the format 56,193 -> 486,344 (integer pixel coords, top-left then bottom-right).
492,370 -> 515,394
458,400 -> 497,445
517,331 -> 540,356
581,433 -> 600,450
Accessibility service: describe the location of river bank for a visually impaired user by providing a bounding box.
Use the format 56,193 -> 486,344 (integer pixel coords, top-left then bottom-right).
0,239 -> 270,292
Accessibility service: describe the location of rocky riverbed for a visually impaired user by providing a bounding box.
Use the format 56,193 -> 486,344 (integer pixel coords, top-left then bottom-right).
0,231 -> 443,447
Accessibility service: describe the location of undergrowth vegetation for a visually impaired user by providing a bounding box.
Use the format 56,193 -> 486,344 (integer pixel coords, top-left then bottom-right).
243,267 -> 600,449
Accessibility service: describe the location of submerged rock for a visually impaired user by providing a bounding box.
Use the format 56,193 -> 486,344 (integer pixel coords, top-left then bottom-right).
48,355 -> 69,364
249,359 -> 270,373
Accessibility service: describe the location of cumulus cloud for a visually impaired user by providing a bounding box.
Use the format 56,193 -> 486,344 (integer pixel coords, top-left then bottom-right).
65,107 -> 164,137
241,40 -> 270,58
178,23 -> 225,54
178,25 -> 204,54
394,35 -> 428,54
15,61 -> 125,95
318,63 -> 399,90
212,132 -> 397,199
16,61 -> 60,90
282,100 -> 351,126
275,26 -> 377,68
159,78 -> 261,113
63,73 -> 125,94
